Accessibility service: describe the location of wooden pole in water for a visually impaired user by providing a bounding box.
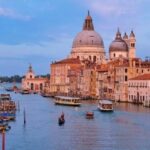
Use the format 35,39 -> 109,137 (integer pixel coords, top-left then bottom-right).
18,101 -> 20,112
24,108 -> 26,125
2,130 -> 5,150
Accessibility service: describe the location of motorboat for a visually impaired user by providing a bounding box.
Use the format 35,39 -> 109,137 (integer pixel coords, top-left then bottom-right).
0,94 -> 11,101
55,96 -> 81,106
86,112 -> 94,119
98,99 -> 114,112
20,89 -> 30,94
0,121 -> 11,131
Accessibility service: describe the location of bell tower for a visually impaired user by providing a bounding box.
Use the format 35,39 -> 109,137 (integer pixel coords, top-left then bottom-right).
129,30 -> 136,58
25,64 -> 35,79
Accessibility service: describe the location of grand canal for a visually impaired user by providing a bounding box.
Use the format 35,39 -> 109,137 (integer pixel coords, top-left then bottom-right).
0,86 -> 150,150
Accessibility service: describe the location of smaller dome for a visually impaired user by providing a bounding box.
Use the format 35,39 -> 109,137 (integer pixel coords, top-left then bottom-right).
109,29 -> 128,52
109,39 -> 128,52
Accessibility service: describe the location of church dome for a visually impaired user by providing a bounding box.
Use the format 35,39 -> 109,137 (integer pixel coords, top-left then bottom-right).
72,11 -> 104,48
72,30 -> 104,48
109,29 -> 128,52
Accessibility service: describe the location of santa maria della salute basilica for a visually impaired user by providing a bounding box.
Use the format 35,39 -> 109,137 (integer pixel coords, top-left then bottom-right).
22,12 -> 150,104
69,11 -> 136,63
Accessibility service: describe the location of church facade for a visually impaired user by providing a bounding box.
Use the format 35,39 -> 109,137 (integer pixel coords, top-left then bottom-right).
22,65 -> 48,92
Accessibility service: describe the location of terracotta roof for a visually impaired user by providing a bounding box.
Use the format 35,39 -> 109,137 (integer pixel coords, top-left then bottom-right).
116,63 -> 129,67
52,58 -> 80,65
129,74 -> 150,80
97,68 -> 108,72
96,64 -> 108,72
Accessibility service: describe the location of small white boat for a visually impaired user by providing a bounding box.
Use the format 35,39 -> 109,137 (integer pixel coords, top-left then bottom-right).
0,94 -> 11,101
55,96 -> 81,106
98,100 -> 114,112
20,89 -> 30,94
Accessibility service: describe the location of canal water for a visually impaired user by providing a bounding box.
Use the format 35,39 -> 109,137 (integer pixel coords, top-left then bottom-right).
0,85 -> 150,150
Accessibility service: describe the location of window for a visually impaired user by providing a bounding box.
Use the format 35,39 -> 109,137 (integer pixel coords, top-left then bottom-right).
40,83 -> 43,91
114,53 -> 116,57
125,76 -> 128,81
125,68 -> 128,73
93,56 -> 96,62
131,43 -> 135,47
31,83 -> 34,90
89,56 -> 91,60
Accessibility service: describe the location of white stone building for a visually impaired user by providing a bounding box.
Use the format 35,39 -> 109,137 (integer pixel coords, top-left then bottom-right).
128,74 -> 150,106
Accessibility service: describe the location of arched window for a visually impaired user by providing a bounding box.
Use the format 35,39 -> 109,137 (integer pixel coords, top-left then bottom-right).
131,43 -> 135,47
114,53 -> 116,57
89,56 -> 91,60
30,75 -> 32,79
93,56 -> 96,62
40,83 -> 43,91
31,83 -> 34,90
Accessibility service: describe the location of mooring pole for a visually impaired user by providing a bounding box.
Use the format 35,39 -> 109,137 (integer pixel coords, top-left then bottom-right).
2,130 -> 5,150
18,101 -> 20,112
24,108 -> 26,125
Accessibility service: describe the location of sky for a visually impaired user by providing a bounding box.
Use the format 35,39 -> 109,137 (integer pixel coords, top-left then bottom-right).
0,0 -> 150,76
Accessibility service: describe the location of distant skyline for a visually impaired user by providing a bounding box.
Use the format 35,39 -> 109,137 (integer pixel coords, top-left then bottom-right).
0,0 -> 150,76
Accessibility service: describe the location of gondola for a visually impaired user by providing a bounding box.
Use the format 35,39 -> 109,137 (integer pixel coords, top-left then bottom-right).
58,113 -> 65,126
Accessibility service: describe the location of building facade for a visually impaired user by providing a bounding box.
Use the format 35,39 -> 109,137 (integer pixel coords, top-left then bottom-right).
50,58 -> 81,96
22,65 -> 48,92
128,74 -> 150,106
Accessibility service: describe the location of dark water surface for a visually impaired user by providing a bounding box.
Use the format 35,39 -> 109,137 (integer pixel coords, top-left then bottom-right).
0,85 -> 150,150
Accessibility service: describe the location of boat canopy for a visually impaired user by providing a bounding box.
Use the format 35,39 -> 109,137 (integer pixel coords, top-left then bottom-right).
99,100 -> 113,104
55,96 -> 80,100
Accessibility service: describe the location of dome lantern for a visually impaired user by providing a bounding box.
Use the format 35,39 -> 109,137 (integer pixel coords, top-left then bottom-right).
83,11 -> 94,31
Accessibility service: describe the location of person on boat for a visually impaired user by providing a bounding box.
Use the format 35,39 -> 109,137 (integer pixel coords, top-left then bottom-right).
61,112 -> 64,120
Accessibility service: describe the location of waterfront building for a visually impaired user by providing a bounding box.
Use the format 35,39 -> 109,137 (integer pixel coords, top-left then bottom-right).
96,64 -> 108,99
128,74 -> 150,106
50,58 -> 81,96
22,65 -> 48,92
79,61 -> 97,98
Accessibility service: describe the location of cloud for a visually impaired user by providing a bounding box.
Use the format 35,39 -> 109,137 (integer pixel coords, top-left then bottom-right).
85,0 -> 143,17
0,7 -> 31,21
